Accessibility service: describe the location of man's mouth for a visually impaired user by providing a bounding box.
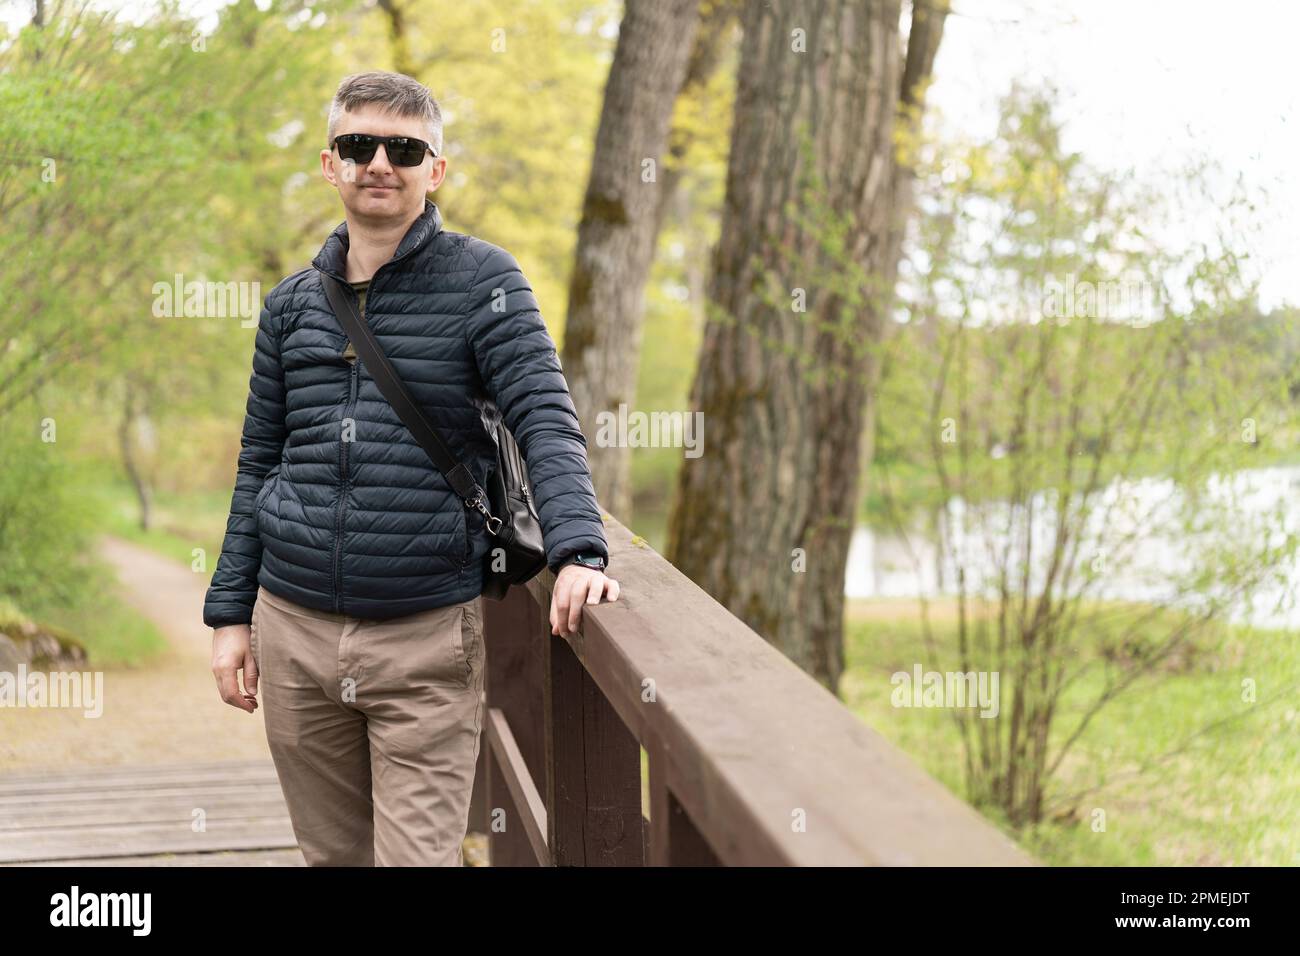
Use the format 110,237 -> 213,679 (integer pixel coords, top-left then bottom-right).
361,184 -> 397,190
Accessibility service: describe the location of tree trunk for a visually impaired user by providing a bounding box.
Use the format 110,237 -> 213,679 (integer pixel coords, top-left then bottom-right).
665,0 -> 947,691
119,381 -> 153,533
560,0 -> 705,520
375,0 -> 417,77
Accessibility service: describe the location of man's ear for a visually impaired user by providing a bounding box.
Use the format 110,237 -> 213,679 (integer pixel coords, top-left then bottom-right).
426,156 -> 448,193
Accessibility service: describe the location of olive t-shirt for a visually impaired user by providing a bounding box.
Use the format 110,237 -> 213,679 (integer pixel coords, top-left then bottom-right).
342,278 -> 369,363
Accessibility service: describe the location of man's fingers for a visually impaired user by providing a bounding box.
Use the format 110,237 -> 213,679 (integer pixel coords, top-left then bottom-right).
214,662 -> 254,713
567,576 -> 591,634
551,571 -> 619,636
243,651 -> 259,697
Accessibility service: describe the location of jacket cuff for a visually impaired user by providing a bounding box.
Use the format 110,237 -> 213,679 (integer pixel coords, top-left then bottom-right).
203,602 -> 253,629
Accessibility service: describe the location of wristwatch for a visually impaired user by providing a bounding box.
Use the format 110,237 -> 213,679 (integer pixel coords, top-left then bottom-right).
563,552 -> 607,572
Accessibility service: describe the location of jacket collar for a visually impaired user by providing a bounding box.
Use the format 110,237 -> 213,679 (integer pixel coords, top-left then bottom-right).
311,197 -> 444,280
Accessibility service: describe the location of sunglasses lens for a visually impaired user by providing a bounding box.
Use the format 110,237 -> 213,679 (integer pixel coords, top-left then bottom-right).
336,134 -> 377,164
386,138 -> 427,166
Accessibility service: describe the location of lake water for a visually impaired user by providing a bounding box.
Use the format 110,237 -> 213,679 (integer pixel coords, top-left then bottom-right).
844,464 -> 1300,629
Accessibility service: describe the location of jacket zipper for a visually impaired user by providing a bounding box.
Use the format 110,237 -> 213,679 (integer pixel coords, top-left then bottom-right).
332,283 -> 366,614
334,355 -> 359,612
514,437 -> 531,502
500,429 -> 517,492
507,432 -> 531,503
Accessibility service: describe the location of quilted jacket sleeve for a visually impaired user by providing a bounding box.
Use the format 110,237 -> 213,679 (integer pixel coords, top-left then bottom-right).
463,242 -> 610,574
202,286 -> 289,628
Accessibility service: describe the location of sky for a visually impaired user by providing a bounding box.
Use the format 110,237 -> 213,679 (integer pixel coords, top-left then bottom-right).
4,0 -> 1297,308
926,0 -> 1300,310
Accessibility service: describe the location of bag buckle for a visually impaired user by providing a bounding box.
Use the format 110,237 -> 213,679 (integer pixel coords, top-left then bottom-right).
465,492 -> 503,536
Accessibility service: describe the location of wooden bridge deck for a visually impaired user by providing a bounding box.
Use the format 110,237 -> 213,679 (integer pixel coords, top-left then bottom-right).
0,759 -> 305,866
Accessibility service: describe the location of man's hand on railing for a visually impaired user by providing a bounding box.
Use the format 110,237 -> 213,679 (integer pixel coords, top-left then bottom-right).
212,624 -> 259,713
550,564 -> 620,637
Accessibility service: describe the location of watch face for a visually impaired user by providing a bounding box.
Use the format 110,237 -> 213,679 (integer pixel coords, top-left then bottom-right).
574,554 -> 604,569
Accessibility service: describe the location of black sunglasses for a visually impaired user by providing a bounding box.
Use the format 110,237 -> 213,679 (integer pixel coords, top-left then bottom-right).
330,133 -> 437,167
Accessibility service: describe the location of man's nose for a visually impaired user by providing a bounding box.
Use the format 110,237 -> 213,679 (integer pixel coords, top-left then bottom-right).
367,143 -> 394,174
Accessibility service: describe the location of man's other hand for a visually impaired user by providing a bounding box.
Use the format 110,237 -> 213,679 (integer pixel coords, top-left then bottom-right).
212,624 -> 259,713
550,564 -> 620,637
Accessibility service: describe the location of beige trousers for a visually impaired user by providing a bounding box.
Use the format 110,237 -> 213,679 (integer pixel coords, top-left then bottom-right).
250,583 -> 485,866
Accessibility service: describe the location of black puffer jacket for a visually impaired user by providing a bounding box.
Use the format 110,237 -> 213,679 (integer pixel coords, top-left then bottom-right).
202,199 -> 608,627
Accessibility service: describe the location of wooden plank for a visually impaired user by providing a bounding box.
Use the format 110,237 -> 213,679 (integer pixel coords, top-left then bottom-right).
8,848 -> 306,867
0,758 -> 274,780
0,793 -> 290,829
483,586 -> 548,866
483,706 -> 548,865
646,733 -> 719,865
0,783 -> 284,803
0,759 -> 297,864
546,624 -> 643,865
0,785 -> 284,816
0,762 -> 279,795
0,819 -> 298,863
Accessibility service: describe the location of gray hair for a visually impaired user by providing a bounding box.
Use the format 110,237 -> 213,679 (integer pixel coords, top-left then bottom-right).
326,71 -> 443,155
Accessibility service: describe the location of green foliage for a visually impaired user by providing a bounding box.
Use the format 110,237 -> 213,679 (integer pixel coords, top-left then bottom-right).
0,406 -> 96,608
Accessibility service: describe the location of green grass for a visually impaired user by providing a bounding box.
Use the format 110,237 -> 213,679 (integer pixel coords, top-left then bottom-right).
842,598 -> 1300,865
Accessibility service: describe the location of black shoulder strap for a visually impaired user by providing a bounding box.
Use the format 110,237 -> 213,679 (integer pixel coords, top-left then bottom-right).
317,269 -> 482,503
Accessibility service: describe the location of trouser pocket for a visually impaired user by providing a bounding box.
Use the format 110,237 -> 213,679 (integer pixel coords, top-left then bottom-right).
455,597 -> 483,687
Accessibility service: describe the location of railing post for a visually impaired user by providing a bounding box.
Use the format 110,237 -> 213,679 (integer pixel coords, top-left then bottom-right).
646,737 -> 722,866
545,615 -> 645,866
482,584 -> 549,866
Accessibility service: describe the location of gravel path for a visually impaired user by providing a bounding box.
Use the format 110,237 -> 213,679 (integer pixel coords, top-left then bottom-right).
0,535 -> 272,773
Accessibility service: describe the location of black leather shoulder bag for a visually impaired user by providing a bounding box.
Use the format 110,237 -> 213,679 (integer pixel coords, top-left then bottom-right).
318,269 -> 547,600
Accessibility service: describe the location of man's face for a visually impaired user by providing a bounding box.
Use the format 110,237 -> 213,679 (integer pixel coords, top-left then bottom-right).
320,103 -> 447,224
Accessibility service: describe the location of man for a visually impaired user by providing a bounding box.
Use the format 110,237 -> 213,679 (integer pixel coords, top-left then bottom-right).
203,71 -> 619,866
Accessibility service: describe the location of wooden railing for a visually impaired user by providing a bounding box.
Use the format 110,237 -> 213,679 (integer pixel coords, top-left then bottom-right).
467,515 -> 1035,866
